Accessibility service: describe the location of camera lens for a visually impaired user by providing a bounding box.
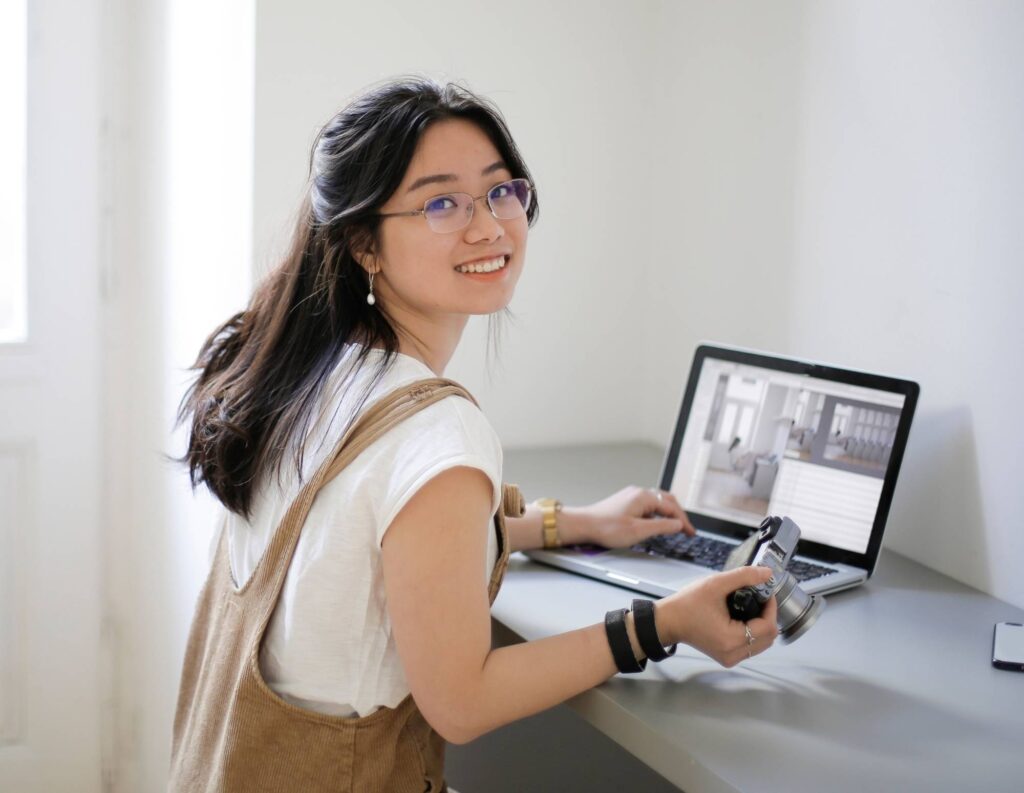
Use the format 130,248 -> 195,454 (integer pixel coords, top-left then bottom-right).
774,573 -> 826,643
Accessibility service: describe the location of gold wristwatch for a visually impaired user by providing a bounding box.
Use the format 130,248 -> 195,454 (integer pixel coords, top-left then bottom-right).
537,498 -> 563,549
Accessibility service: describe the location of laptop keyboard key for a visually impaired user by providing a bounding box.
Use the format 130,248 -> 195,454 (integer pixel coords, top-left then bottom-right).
787,559 -> 838,582
634,533 -> 839,581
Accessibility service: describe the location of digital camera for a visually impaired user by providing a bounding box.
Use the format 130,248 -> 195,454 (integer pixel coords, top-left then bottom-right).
725,516 -> 825,643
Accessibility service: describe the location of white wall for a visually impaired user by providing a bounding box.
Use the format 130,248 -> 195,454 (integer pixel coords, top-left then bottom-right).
642,0 -> 1024,608
101,1 -> 253,789
788,2 -> 1024,610
254,1 -> 1024,608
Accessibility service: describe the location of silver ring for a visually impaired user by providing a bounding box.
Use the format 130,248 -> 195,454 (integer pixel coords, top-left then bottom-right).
747,648 -> 752,660
744,624 -> 755,646
653,489 -> 664,503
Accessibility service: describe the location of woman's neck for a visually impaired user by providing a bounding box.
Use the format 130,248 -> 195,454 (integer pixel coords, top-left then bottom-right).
397,334 -> 455,376
353,322 -> 466,377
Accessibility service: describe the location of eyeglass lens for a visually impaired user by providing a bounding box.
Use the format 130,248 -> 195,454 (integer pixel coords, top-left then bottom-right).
423,178 -> 532,233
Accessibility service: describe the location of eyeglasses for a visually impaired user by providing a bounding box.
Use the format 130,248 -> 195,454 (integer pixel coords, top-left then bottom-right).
377,178 -> 533,234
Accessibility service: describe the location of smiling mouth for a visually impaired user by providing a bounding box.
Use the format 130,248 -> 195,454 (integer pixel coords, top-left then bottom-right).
454,255 -> 508,274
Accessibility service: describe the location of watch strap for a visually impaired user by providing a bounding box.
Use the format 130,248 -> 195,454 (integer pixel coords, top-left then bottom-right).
539,498 -> 562,549
604,608 -> 647,674
631,599 -> 677,662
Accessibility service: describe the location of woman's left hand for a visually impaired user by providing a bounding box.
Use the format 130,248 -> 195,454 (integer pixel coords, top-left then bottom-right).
573,486 -> 696,549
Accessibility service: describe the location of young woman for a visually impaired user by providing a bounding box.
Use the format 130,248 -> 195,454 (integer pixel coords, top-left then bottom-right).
169,76 -> 778,793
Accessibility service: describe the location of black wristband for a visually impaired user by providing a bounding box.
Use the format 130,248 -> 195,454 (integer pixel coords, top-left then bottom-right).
631,599 -> 678,662
604,608 -> 647,674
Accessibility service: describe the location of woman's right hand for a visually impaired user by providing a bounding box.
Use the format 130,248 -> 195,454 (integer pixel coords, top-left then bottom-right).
654,566 -> 780,668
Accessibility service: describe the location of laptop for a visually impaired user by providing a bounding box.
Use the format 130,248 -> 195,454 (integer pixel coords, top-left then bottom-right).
525,344 -> 920,597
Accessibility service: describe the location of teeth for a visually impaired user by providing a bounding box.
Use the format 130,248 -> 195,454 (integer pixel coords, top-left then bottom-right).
456,256 -> 506,274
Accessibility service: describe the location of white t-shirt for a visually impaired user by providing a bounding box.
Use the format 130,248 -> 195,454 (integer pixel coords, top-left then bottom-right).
218,342 -> 503,717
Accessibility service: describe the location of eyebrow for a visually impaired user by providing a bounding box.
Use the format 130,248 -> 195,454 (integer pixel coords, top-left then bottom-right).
405,161 -> 509,194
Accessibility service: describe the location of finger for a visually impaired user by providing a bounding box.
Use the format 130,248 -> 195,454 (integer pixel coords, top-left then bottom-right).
759,594 -> 778,626
643,488 -> 670,517
648,489 -> 687,522
750,628 -> 775,658
735,619 -> 754,648
743,614 -> 779,658
633,516 -> 686,539
709,564 -> 774,596
663,491 -> 684,511
738,620 -> 773,662
742,619 -> 769,648
749,597 -> 779,641
658,492 -> 697,535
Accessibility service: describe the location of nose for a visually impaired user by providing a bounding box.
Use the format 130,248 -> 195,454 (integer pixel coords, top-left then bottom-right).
464,195 -> 505,243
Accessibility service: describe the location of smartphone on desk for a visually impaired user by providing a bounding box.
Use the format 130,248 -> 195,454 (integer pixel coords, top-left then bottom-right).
992,622 -> 1024,672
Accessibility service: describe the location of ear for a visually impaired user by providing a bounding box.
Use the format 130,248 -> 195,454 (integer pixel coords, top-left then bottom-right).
346,227 -> 381,275
354,252 -> 380,275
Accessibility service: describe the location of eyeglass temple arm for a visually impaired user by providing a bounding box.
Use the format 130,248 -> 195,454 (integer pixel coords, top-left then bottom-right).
377,209 -> 425,218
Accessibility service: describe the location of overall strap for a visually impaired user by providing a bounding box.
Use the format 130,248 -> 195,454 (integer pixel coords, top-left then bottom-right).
245,377 -> 476,612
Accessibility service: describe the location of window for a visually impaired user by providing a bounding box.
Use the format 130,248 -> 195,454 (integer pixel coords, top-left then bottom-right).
717,403 -> 738,443
0,0 -> 28,343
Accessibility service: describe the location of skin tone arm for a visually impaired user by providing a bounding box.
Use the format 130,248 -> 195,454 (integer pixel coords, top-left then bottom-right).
381,466 -> 779,746
504,485 -> 697,553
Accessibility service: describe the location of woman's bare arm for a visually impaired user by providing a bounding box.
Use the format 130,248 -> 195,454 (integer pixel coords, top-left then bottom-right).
381,466 -> 777,745
505,487 -> 694,553
504,503 -> 593,552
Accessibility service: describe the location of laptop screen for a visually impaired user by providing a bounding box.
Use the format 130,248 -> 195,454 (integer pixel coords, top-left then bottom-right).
661,345 -> 919,571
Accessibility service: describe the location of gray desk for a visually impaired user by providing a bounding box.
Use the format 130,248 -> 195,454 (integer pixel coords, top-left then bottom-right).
489,443 -> 1022,793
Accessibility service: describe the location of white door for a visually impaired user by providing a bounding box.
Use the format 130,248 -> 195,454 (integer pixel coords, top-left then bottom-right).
0,0 -> 104,789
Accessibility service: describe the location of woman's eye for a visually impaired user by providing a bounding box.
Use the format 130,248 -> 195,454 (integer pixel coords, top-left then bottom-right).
425,196 -> 457,213
490,184 -> 511,199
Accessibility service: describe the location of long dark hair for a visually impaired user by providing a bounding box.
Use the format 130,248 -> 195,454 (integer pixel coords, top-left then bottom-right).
175,76 -> 539,520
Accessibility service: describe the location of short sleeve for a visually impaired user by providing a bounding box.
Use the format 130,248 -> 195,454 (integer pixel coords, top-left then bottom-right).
365,394 -> 503,548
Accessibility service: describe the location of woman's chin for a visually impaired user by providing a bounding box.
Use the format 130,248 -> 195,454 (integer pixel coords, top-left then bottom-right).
473,288 -> 517,315
458,281 -> 518,315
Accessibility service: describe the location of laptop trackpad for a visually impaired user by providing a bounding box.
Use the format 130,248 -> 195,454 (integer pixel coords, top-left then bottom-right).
590,551 -> 706,588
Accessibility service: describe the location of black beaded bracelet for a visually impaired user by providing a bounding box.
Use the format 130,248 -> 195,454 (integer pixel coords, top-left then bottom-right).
604,608 -> 648,674
631,599 -> 678,662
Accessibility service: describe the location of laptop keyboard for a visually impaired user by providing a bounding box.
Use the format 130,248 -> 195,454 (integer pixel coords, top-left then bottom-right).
632,533 -> 838,582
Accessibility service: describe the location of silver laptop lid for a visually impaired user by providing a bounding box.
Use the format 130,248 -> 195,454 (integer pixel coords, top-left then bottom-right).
660,344 -> 919,577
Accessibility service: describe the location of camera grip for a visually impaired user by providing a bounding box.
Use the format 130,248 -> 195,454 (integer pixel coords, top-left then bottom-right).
727,587 -> 765,621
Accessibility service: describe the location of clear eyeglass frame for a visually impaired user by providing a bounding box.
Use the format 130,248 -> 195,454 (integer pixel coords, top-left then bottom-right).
377,177 -> 533,234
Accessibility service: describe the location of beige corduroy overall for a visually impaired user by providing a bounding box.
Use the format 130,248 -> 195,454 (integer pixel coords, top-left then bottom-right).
169,378 -> 524,793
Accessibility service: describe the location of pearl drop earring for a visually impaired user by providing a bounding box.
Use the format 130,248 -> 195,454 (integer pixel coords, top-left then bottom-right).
366,271 -> 376,306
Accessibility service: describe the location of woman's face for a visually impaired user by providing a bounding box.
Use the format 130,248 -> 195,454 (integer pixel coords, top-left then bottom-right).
366,118 -> 529,323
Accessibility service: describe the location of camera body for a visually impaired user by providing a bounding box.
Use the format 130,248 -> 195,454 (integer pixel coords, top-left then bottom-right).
726,515 -> 825,643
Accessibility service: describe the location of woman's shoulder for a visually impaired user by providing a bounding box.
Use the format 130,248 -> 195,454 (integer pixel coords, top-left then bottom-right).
330,345 -> 501,460
379,373 -> 500,460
